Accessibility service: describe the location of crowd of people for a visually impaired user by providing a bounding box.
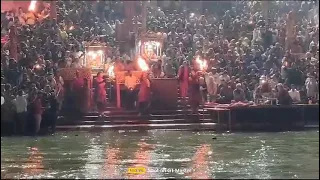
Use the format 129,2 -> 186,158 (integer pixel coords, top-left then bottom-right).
1,1 -> 319,135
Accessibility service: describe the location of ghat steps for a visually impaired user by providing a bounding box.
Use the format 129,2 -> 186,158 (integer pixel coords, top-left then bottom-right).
56,109 -> 215,131
56,96 -> 216,131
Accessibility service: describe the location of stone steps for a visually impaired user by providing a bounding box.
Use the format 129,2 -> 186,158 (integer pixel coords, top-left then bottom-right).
56,122 -> 217,131
77,113 -> 210,121
57,117 -> 213,126
56,94 -> 213,131
62,108 -> 209,116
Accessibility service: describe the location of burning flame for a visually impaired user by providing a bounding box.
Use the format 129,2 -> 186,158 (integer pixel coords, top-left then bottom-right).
196,56 -> 207,71
69,26 -> 74,31
29,0 -> 37,11
34,64 -> 41,70
137,57 -> 149,71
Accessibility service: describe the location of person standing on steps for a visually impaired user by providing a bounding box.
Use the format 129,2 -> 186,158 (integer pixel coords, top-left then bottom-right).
12,90 -> 28,135
189,67 -> 202,115
82,78 -> 91,114
178,61 -> 190,107
71,71 -> 84,117
124,70 -> 138,110
94,72 -> 107,115
138,72 -> 151,116
31,92 -> 43,134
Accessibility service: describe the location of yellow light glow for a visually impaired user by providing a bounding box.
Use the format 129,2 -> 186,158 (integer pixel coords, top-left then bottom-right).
196,56 -> 207,71
137,57 -> 149,71
29,0 -> 37,11
34,64 -> 41,69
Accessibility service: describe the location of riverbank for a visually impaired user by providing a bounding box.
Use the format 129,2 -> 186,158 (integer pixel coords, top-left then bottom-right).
1,105 -> 318,136
54,104 -> 319,132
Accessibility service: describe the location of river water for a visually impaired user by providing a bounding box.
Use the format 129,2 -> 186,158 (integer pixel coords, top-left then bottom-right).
1,130 -> 319,179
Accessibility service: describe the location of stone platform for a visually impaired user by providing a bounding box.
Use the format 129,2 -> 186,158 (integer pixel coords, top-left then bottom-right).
56,103 -> 319,132
207,104 -> 319,132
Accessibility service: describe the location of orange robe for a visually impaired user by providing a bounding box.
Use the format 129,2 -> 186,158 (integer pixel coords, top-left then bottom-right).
178,65 -> 189,97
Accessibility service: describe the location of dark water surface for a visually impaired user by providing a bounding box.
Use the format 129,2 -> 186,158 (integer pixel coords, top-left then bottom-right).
1,131 -> 319,179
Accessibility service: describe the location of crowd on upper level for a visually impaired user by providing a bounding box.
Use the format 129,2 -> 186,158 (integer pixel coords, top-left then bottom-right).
1,1 -> 319,135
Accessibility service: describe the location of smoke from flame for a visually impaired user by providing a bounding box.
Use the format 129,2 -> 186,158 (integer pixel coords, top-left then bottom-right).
137,57 -> 149,71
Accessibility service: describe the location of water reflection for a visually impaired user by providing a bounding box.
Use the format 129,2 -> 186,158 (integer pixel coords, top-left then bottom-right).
101,145 -> 121,179
84,137 -> 104,179
190,144 -> 211,179
1,131 -> 319,179
22,147 -> 44,177
128,140 -> 154,179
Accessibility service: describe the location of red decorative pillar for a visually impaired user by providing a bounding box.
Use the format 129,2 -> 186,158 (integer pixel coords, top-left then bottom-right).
9,25 -> 18,61
50,1 -> 57,20
116,82 -> 121,108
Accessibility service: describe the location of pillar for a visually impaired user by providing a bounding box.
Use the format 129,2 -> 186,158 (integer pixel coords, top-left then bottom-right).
124,1 -> 136,37
262,1 -> 269,21
50,1 -> 57,20
116,83 -> 121,108
142,1 -> 147,33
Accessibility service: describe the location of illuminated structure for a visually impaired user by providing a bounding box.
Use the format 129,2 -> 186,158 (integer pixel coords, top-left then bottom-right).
83,42 -> 108,74
136,31 -> 164,62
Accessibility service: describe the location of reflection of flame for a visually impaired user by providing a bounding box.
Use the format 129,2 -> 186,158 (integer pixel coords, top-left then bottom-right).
23,147 -> 44,176
128,141 -> 153,179
29,0 -> 37,11
108,65 -> 115,78
196,56 -> 207,71
101,147 -> 120,179
138,57 -> 149,71
190,144 -> 210,179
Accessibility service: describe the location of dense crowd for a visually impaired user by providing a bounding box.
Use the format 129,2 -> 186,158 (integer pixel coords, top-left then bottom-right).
1,1 -> 319,135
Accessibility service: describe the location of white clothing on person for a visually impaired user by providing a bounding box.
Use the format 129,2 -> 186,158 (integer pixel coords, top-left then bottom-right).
211,73 -> 221,86
12,94 -> 28,113
204,73 -> 217,95
305,77 -> 318,97
1,96 -> 4,106
288,89 -> 301,103
219,74 -> 230,82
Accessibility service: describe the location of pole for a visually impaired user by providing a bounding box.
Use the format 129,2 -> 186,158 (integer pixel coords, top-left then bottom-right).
142,1 -> 147,33
262,1 -> 269,22
124,1 -> 135,34
50,0 -> 57,20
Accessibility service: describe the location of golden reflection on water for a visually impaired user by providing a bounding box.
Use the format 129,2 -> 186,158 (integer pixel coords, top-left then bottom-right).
23,147 -> 44,176
190,144 -> 211,179
101,146 -> 120,179
127,140 -> 154,179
